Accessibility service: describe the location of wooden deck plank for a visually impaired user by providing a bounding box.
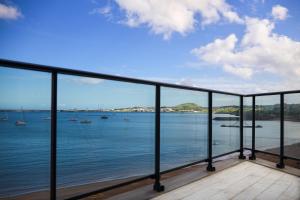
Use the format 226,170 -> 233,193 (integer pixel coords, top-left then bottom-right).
105,158 -> 242,200
152,161 -> 300,200
86,157 -> 299,200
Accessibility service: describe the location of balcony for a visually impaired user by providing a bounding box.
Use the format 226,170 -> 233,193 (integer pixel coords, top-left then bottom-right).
0,59 -> 299,200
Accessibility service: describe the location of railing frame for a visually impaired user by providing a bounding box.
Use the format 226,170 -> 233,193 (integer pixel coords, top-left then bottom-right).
50,72 -> 57,200
207,91 -> 215,171
1,58 -> 300,200
277,93 -> 285,168
153,85 -> 164,192
239,96 -> 246,159
249,96 -> 256,160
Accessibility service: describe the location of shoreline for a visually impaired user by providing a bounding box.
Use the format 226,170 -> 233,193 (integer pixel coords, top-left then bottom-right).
1,175 -> 145,200
263,142 -> 300,160
257,142 -> 300,169
2,144 -> 299,200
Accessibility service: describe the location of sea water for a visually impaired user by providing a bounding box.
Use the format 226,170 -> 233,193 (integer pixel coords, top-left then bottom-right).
0,112 -> 299,198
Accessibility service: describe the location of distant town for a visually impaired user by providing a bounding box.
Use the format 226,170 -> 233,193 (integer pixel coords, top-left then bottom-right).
0,103 -> 240,115
0,103 -> 233,113
1,103 -> 300,121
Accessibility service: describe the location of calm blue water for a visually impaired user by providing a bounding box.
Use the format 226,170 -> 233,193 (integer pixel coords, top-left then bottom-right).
0,112 -> 299,198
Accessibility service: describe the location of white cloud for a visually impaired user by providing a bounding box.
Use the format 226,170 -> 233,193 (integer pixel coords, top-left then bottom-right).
90,6 -> 111,15
114,0 -> 243,39
191,17 -> 300,80
272,5 -> 288,20
78,77 -> 104,84
0,3 -> 22,20
176,77 -> 300,94
67,77 -> 104,85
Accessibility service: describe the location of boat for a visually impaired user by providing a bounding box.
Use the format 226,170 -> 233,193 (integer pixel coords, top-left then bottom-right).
220,124 -> 263,128
15,120 -> 26,126
0,113 -> 8,121
69,118 -> 78,122
213,116 -> 239,121
221,124 -> 239,128
101,115 -> 108,119
15,108 -> 26,126
80,120 -> 92,124
124,118 -> 130,122
43,117 -> 51,120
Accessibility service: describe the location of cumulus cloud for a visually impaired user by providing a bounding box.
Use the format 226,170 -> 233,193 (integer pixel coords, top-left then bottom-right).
0,3 -> 22,20
114,0 -> 243,39
192,17 -> 300,80
272,5 -> 288,20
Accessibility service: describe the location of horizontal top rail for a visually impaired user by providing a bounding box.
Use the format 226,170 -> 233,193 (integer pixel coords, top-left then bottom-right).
0,58 -> 241,96
245,90 -> 300,97
2,58 -> 300,97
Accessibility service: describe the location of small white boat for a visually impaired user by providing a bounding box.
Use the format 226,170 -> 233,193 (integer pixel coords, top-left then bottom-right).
15,108 -> 26,126
15,120 -> 26,126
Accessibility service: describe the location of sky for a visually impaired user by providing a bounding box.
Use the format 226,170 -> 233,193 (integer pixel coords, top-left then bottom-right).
0,0 -> 300,109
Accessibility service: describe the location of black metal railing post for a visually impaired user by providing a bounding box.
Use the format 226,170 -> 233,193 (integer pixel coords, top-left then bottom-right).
277,93 -> 285,168
153,85 -> 164,192
239,96 -> 246,159
207,92 -> 215,171
249,96 -> 256,160
50,72 -> 57,200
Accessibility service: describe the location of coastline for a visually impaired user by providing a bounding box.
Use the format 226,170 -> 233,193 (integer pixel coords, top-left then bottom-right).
1,175 -> 144,200
264,142 -> 300,159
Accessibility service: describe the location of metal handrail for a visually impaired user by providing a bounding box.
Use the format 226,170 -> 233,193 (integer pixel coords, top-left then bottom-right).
1,58 -> 300,200
0,58 -> 242,96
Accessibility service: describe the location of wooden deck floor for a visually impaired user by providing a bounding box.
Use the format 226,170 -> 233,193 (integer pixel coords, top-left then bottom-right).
152,161 -> 300,200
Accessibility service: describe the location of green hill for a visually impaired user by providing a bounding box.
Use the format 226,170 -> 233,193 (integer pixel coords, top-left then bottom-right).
173,103 -> 206,112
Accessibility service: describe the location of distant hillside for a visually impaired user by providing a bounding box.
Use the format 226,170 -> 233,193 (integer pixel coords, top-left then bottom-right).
213,106 -> 240,116
173,103 -> 207,112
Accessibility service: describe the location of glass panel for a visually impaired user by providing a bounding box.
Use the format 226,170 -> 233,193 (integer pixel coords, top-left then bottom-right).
284,93 -> 300,160
0,67 -> 51,200
255,95 -> 280,154
243,97 -> 252,149
212,94 -> 240,156
57,75 -> 155,199
160,87 -> 208,171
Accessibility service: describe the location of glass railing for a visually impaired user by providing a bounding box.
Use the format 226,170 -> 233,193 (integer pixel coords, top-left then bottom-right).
0,67 -> 51,200
212,94 -> 240,157
160,87 -> 208,171
0,59 -> 299,200
243,97 -> 252,149
284,93 -> 300,160
255,95 -> 280,155
56,74 -> 155,199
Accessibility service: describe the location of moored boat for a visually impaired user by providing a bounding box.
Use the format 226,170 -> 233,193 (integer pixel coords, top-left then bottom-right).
15,120 -> 26,126
80,120 -> 92,124
15,108 -> 26,126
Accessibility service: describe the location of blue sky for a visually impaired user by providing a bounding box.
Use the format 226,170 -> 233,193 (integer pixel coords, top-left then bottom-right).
0,0 -> 300,109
